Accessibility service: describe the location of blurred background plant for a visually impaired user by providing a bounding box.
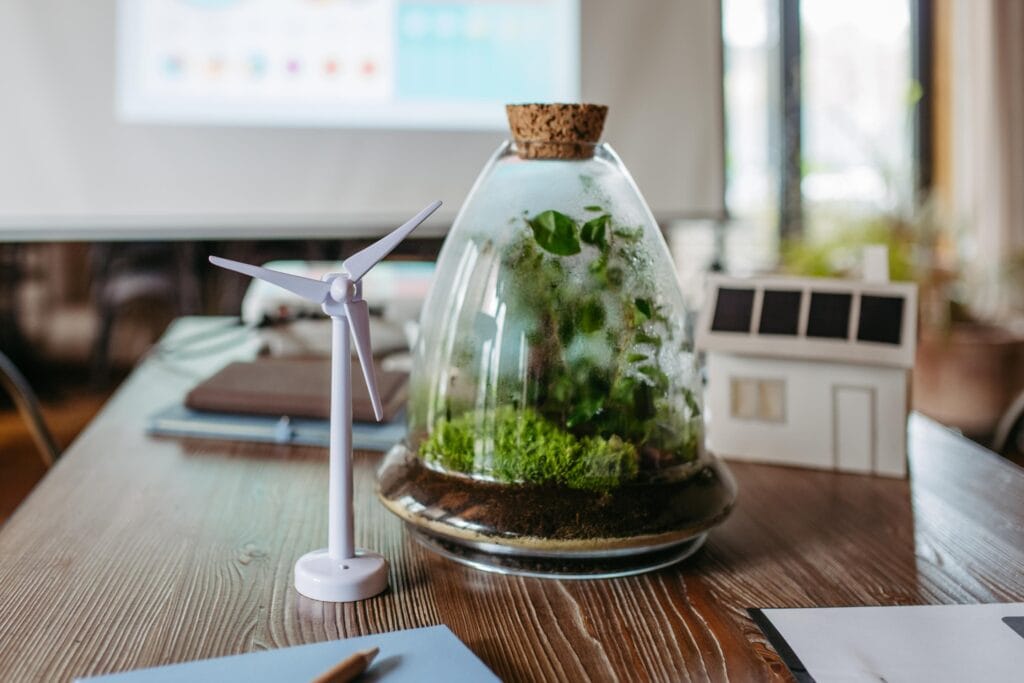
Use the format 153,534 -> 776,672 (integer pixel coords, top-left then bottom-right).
778,195 -> 1024,445
779,196 -> 1024,334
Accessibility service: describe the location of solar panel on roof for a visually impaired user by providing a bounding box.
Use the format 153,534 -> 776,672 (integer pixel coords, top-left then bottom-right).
711,288 -> 755,333
857,295 -> 904,345
806,292 -> 852,339
758,289 -> 802,335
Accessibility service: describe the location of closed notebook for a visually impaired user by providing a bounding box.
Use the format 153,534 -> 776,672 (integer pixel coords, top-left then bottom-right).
185,357 -> 407,423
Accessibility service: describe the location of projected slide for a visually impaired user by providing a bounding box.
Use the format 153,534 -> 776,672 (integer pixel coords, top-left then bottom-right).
117,0 -> 579,129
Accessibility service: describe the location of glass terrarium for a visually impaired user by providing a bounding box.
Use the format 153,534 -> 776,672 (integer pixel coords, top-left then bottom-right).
378,104 -> 736,577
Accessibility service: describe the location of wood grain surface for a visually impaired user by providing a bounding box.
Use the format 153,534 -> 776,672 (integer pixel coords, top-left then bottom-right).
1,318 -> 1023,682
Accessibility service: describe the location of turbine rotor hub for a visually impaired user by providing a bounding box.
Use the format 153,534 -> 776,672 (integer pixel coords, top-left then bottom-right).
328,274 -> 356,302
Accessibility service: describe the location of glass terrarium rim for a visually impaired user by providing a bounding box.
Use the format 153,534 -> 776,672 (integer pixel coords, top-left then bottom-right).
498,140 -> 628,168
497,140 -> 622,160
509,139 -> 602,146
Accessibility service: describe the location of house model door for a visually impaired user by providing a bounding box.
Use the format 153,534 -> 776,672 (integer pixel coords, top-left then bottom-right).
833,386 -> 875,473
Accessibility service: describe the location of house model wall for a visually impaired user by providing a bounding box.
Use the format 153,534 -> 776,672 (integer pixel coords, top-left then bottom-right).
695,270 -> 917,478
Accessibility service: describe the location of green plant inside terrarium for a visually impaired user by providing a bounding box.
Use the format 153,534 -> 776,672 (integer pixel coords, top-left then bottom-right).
418,205 -> 701,492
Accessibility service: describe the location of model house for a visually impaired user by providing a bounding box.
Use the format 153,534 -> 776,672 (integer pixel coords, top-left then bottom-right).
695,266 -> 918,477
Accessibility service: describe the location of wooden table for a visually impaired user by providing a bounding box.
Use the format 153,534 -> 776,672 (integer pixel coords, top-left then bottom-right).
2,318 -> 1023,682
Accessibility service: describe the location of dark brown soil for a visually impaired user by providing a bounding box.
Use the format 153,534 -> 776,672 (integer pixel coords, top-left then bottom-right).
378,452 -> 736,542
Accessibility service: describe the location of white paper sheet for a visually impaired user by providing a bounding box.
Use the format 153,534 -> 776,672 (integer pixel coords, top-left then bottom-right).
757,603 -> 1024,683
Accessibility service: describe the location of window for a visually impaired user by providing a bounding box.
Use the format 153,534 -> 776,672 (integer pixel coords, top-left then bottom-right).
802,0 -> 915,240
731,377 -> 786,422
721,0 -> 781,271
722,0 -> 922,257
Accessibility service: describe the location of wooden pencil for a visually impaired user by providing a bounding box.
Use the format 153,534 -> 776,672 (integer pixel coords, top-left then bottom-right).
310,647 -> 380,683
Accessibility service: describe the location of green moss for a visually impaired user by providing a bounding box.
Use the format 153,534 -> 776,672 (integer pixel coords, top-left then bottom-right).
429,417 -> 477,472
419,407 -> 639,492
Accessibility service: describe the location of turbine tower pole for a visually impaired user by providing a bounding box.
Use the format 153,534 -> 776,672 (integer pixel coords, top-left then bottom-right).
329,314 -> 355,561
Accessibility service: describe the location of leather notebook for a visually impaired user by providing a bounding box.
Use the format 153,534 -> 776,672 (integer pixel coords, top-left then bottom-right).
185,357 -> 407,423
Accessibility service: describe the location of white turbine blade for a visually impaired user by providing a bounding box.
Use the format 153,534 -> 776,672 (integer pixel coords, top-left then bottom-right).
342,200 -> 442,282
209,256 -> 331,303
343,298 -> 383,421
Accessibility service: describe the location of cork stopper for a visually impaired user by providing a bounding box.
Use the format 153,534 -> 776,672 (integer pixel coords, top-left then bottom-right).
506,103 -> 608,160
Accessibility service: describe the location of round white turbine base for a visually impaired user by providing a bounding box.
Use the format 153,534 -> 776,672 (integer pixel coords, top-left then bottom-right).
294,548 -> 388,602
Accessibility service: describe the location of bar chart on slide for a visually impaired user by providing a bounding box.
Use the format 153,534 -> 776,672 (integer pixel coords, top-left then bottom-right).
117,0 -> 579,129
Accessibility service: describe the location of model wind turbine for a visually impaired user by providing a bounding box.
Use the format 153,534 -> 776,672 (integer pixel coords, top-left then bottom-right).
209,200 -> 442,602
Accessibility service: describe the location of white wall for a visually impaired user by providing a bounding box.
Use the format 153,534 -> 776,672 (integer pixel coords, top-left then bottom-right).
705,353 -> 908,476
0,0 -> 724,240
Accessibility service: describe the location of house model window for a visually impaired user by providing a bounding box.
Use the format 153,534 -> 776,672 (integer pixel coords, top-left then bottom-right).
730,377 -> 786,422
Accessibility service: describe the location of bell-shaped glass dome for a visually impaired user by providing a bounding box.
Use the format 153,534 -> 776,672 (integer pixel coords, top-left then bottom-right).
378,105 -> 735,577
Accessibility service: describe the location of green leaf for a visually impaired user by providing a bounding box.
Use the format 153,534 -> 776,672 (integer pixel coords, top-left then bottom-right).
567,396 -> 603,428
579,298 -> 606,333
613,226 -> 643,241
635,297 -> 654,320
584,205 -> 604,212
580,214 -> 610,250
637,365 -> 658,379
637,365 -> 669,391
683,389 -> 700,416
627,353 -> 648,363
635,330 -> 662,347
528,210 -> 581,256
551,374 -> 574,403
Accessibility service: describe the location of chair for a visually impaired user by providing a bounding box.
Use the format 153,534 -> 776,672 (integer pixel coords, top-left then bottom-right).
90,243 -> 201,384
0,349 -> 59,467
993,389 -> 1024,465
